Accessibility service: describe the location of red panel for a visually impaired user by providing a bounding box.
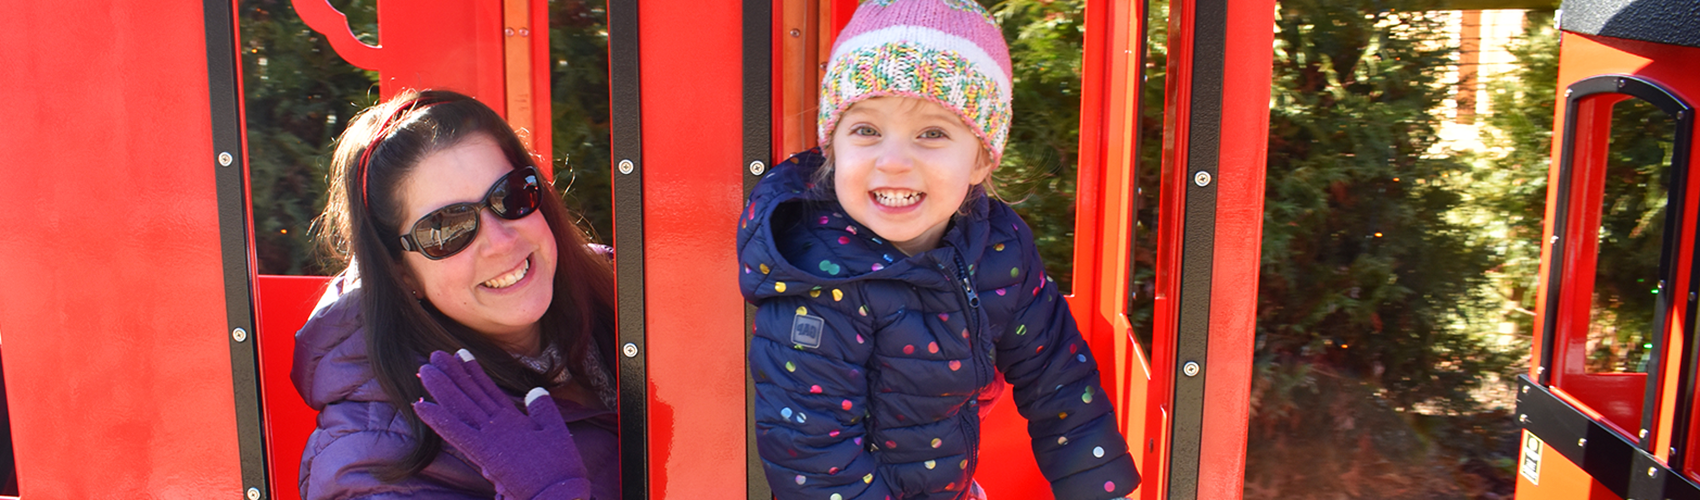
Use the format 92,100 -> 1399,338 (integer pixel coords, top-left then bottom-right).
255,275 -> 332,500
0,2 -> 244,498
637,0 -> 750,497
1196,0 -> 1276,497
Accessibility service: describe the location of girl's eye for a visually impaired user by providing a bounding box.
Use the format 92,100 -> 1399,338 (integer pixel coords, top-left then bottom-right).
851,125 -> 879,137
919,129 -> 947,139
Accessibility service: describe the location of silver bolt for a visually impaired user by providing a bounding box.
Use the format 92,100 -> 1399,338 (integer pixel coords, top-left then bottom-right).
1182,361 -> 1200,377
1565,89 -> 1573,98
1521,385 -> 1529,394
1193,171 -> 1212,187
1649,466 -> 1657,477
1578,438 -> 1586,447
218,152 -> 233,167
504,28 -> 515,37
247,487 -> 261,500
1640,429 -> 1649,439
618,159 -> 635,175
749,160 -> 767,176
1519,414 -> 1528,423
790,29 -> 801,37
232,327 -> 248,343
518,28 -> 529,37
1618,78 -> 1627,89
622,342 -> 639,358
1550,235 -> 1559,244
1679,110 -> 1686,120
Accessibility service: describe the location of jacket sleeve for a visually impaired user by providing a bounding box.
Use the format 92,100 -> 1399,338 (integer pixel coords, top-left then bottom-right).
994,221 -> 1140,500
750,295 -> 894,500
300,405 -> 494,500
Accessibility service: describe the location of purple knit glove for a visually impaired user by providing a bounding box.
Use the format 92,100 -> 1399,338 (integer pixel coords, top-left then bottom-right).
412,350 -> 594,500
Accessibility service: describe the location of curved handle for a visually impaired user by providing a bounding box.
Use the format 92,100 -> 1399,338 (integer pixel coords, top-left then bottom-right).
291,0 -> 384,70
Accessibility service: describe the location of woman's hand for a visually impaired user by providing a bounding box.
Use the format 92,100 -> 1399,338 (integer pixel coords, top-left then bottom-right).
413,350 -> 593,500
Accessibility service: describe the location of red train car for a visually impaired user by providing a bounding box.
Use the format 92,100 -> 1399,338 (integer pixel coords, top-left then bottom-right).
1514,0 -> 1700,498
0,0 -> 1277,498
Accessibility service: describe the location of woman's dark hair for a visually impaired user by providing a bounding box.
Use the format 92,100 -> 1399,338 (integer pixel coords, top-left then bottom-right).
315,89 -> 617,480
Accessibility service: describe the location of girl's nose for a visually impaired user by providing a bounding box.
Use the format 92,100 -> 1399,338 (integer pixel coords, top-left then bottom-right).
873,143 -> 916,173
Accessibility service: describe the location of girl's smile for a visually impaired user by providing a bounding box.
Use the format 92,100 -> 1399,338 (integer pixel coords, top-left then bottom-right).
831,96 -> 994,256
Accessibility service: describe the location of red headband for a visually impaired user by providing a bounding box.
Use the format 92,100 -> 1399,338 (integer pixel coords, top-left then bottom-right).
357,97 -> 445,209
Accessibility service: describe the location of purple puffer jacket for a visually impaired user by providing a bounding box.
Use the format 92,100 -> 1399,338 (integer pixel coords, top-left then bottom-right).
292,270 -> 619,500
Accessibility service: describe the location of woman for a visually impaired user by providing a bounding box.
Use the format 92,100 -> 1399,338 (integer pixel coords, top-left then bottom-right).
292,89 -> 618,499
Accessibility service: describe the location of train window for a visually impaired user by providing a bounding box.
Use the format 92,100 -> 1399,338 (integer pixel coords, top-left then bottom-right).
1542,75 -> 1692,444
243,0 -> 613,275
1581,97 -> 1676,376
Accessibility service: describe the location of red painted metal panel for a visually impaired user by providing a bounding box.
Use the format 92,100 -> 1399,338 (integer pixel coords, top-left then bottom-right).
638,0 -> 750,497
255,275 -> 332,500
0,2 -> 244,498
1196,0 -> 1275,497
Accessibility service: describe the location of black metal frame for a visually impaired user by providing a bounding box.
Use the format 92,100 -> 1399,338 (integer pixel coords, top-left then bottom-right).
1537,75 -> 1695,460
205,0 -> 268,497
1166,0 -> 1225,497
607,0 -> 649,497
1519,375 -> 1700,499
742,0 -> 774,497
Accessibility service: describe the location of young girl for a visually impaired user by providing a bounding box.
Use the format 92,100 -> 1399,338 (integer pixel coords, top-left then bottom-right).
738,0 -> 1140,498
294,90 -> 619,499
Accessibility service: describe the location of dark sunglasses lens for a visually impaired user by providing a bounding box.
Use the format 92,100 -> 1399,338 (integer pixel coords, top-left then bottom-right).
490,168 -> 541,220
412,204 -> 480,258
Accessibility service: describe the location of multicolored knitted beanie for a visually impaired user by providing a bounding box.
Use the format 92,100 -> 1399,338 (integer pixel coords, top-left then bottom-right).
819,0 -> 1013,165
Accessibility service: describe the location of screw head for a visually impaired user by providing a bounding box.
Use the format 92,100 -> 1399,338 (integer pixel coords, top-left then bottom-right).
790,29 -> 802,37
749,160 -> 767,176
1193,171 -> 1212,187
622,342 -> 639,358
1640,428 -> 1650,439
1649,466 -> 1657,477
518,28 -> 529,37
232,327 -> 248,343
1521,385 -> 1529,394
618,159 -> 635,175
1577,438 -> 1586,447
247,487 -> 261,500
1182,361 -> 1201,377
218,152 -> 233,166
1618,78 -> 1627,89
1519,414 -> 1528,423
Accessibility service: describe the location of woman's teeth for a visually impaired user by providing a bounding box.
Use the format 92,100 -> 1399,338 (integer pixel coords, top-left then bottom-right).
482,259 -> 530,289
873,190 -> 922,208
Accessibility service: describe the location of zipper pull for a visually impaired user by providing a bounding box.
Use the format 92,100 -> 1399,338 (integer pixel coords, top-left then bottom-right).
962,277 -> 980,308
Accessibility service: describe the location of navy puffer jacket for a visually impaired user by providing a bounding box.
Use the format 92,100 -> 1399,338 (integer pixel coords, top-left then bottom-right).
738,150 -> 1138,499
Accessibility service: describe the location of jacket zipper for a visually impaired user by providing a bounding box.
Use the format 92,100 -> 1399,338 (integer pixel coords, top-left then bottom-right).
948,251 -> 983,492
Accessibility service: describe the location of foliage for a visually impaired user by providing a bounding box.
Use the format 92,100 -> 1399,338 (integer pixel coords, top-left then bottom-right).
241,0 -> 380,275
1245,0 -> 1528,497
982,0 -> 1086,292
243,0 -> 612,275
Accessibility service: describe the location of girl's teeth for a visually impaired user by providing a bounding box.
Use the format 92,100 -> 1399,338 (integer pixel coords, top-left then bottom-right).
874,191 -> 921,208
482,259 -> 530,289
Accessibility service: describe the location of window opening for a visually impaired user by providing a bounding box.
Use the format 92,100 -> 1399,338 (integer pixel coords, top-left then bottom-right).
1582,97 -> 1677,375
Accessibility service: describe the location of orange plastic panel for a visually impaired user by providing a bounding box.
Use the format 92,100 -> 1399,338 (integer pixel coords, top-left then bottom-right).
0,2 -> 245,497
255,275 -> 332,500
1513,430 -> 1623,500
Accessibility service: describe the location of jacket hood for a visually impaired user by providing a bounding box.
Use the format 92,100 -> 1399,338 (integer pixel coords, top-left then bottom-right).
736,149 -> 994,302
291,269 -> 388,411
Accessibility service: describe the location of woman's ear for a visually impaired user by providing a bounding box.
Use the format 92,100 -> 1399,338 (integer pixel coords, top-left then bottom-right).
396,262 -> 423,297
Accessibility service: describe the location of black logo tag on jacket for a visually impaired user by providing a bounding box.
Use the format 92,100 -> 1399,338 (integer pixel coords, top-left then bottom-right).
791,313 -> 825,348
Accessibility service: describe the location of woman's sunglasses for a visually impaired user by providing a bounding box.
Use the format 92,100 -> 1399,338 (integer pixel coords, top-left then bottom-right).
398,166 -> 543,260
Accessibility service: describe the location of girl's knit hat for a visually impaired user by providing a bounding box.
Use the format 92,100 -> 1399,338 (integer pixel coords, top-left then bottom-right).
818,0 -> 1012,165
